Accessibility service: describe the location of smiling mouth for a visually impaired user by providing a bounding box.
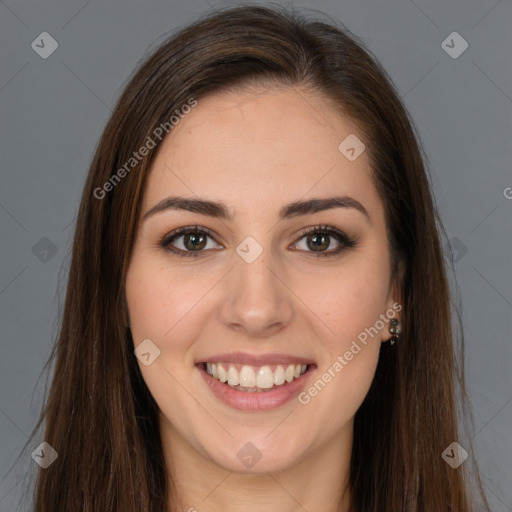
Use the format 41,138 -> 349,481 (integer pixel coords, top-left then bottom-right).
199,362 -> 312,392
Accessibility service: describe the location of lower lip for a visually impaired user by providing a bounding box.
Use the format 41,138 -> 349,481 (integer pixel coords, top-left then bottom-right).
198,364 -> 315,411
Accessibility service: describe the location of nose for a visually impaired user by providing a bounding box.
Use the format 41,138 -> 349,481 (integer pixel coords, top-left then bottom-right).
219,250 -> 294,338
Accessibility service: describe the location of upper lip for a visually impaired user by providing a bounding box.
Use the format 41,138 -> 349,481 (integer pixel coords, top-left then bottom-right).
198,352 -> 316,366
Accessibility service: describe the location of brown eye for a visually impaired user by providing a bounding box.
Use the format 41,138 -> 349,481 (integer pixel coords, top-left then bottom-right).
182,232 -> 207,251
292,225 -> 358,257
160,226 -> 221,258
305,233 -> 331,252
160,224 -> 358,259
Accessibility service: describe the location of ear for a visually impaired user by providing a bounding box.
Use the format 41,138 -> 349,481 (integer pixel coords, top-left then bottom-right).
385,259 -> 405,311
383,260 -> 405,341
120,287 -> 131,328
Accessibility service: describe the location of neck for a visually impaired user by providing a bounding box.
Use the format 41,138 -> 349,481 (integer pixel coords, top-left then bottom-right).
160,417 -> 353,512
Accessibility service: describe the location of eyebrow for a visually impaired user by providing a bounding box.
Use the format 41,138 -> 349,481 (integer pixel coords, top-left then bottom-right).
143,195 -> 371,224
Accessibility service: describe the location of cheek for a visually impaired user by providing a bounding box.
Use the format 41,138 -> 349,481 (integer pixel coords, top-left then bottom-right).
295,254 -> 391,342
298,342 -> 379,443
294,263 -> 386,427
126,256 -> 202,344
125,257 -> 204,420
291,252 -> 389,409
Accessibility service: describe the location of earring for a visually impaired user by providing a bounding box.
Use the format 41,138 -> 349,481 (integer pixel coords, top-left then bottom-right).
389,318 -> 401,345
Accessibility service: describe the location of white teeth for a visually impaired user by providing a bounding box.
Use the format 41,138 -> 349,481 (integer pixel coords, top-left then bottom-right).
239,365 -> 256,387
273,365 -> 285,385
256,366 -> 274,389
204,362 -> 309,390
227,365 -> 239,386
218,364 -> 227,382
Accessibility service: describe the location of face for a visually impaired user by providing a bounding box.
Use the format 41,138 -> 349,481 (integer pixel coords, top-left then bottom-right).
125,86 -> 400,475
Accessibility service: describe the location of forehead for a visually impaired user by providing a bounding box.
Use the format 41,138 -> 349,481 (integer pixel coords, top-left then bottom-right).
142,87 -> 381,221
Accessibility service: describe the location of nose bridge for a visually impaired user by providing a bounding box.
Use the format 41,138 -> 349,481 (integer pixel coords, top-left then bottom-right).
220,243 -> 293,336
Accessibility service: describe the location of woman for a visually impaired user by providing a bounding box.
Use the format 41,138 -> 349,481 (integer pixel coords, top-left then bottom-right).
28,4 -> 489,511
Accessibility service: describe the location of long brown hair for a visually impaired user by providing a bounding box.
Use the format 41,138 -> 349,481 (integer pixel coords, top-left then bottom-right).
22,4 -> 489,511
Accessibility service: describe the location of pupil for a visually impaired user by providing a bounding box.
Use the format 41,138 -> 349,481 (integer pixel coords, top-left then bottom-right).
309,234 -> 328,251
186,234 -> 206,250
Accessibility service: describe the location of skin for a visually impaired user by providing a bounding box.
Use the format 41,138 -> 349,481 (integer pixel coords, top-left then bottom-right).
125,86 -> 402,512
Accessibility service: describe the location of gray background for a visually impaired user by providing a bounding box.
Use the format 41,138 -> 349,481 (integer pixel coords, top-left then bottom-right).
0,0 -> 511,510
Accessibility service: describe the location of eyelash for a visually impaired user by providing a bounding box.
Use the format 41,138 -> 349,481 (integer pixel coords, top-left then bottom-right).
159,224 -> 359,259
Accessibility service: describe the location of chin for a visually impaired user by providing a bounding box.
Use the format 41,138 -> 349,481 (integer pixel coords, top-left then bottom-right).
202,434 -> 309,475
